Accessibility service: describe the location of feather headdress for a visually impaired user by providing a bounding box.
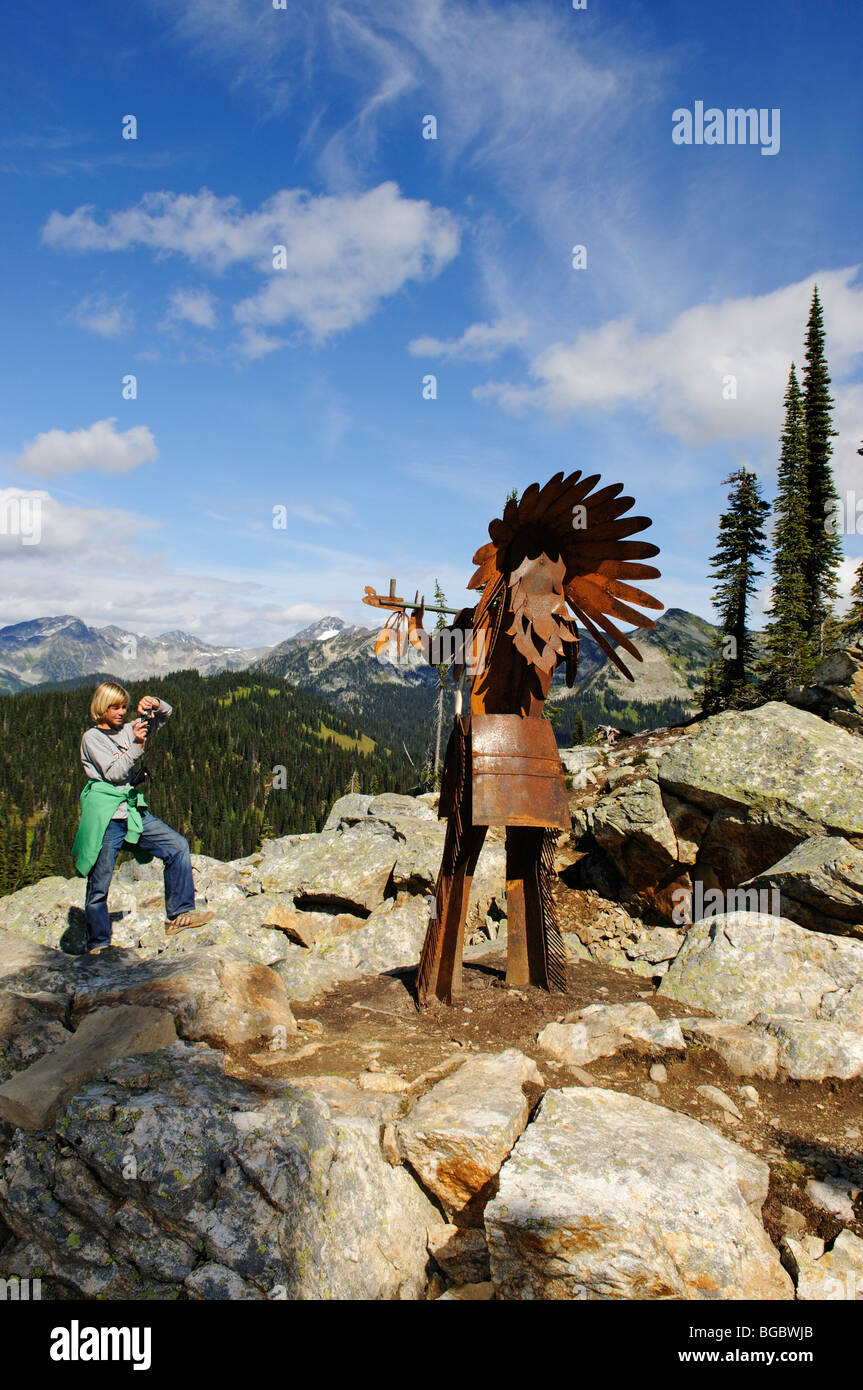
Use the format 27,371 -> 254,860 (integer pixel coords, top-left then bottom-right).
468,471 -> 663,680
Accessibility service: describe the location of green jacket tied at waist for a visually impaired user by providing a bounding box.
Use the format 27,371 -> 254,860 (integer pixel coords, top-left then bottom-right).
72,780 -> 154,877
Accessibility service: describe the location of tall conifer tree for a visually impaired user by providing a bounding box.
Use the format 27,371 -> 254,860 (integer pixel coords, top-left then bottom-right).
801,286 -> 843,648
701,468 -> 770,713
761,365 -> 815,693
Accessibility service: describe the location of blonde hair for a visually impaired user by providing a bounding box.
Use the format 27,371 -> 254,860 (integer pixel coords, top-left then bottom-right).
90,681 -> 130,724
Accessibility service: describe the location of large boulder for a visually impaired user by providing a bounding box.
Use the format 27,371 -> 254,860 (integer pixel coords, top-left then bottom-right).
741,836 -> 863,939
396,1050 -> 544,1225
0,1005 -> 176,1131
0,1043 -> 438,1299
256,823 -> 398,912
269,945 -> 363,1001
592,776 -> 678,866
315,893 -> 430,975
658,912 -> 863,1029
581,703 -> 863,924
537,1003 -> 684,1067
590,775 -> 690,917
484,1087 -> 793,1300
570,703 -> 863,923
69,946 -> 298,1050
751,1014 -> 863,1082
657,701 -> 863,858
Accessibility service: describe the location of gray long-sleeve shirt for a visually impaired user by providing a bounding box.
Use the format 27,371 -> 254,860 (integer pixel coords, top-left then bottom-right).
80,699 -> 172,820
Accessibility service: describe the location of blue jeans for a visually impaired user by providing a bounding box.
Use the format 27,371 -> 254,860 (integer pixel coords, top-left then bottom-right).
84,811 -> 195,948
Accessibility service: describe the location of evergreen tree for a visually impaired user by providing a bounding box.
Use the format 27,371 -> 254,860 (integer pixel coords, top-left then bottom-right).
840,562 -> 863,643
3,810 -> 22,894
573,710 -> 586,744
801,286 -> 843,647
700,469 -> 770,713
761,365 -> 816,694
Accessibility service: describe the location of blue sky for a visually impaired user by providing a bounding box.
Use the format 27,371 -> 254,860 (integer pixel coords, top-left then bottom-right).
1,0 -> 862,646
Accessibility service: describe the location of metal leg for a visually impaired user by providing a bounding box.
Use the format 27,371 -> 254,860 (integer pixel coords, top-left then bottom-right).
417,822 -> 486,1005
505,826 -> 568,993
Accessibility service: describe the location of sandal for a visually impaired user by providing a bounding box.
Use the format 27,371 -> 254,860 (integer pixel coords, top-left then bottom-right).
165,909 -> 215,935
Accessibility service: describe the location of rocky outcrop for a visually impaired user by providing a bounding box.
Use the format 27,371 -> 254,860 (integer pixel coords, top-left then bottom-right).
657,912 -> 863,1028
0,1005 -> 176,1130
567,703 -> 863,927
3,758 -> 861,1301
0,933 -> 297,1052
657,703 -> 863,842
0,1043 -> 438,1300
0,793 -> 505,997
741,836 -> 863,939
484,1087 -> 793,1300
656,913 -> 863,1081
787,642 -> 863,735
70,947 -> 298,1050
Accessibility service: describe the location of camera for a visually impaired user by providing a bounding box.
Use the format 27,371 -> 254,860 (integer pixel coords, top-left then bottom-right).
129,708 -> 156,787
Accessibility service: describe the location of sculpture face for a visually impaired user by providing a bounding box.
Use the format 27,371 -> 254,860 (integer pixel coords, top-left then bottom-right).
506,546 -> 570,674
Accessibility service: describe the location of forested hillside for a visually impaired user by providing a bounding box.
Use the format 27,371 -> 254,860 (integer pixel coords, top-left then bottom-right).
0,669 -> 422,893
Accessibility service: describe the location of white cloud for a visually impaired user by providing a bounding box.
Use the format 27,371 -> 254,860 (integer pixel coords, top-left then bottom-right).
72,293 -> 133,338
0,488 -> 357,646
163,287 -> 218,328
475,267 -> 863,456
0,488 -> 155,561
408,317 -> 528,362
146,0 -> 668,327
13,418 -> 158,478
42,183 -> 460,342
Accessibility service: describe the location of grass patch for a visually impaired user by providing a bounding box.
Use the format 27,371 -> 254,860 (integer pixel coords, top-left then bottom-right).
313,722 -> 376,754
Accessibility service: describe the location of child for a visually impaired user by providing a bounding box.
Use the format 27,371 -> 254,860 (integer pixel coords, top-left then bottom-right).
72,681 -> 214,954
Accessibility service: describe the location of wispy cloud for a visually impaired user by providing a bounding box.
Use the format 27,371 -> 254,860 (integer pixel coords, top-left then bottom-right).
144,1 -> 677,348
72,293 -> 134,338
0,488 -> 359,645
408,317 -> 528,362
161,287 -> 219,330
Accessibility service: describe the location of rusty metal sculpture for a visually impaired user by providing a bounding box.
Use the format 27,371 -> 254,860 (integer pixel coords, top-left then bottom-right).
363,471 -> 662,1004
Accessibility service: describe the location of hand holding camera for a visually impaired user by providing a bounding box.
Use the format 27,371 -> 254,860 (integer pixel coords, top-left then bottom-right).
133,696 -> 160,744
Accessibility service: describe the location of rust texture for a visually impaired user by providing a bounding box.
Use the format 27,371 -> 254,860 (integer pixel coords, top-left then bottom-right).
363,470 -> 663,1004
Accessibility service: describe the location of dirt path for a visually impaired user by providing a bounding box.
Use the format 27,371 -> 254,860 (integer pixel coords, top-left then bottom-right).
225,941 -> 863,1256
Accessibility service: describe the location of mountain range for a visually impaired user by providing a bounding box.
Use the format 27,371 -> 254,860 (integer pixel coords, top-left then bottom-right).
0,616 -> 269,694
0,609 -> 722,721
